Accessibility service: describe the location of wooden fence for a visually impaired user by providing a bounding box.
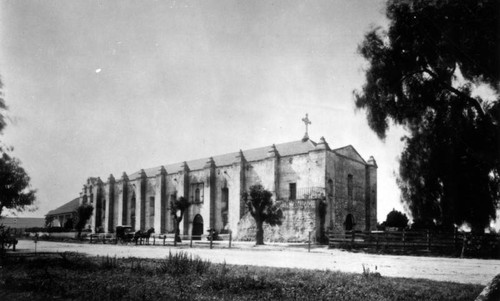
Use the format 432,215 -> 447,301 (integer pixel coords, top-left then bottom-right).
329,230 -> 500,258
88,232 -> 233,249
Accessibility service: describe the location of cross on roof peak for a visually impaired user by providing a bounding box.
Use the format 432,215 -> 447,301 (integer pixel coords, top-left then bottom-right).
301,113 -> 311,141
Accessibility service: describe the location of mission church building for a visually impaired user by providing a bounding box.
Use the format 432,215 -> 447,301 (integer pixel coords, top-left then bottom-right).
77,117 -> 377,242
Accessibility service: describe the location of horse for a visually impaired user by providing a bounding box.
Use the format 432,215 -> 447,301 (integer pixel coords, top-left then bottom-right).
134,227 -> 155,245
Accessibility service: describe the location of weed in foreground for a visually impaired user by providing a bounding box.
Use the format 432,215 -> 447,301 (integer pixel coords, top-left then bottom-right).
157,251 -> 211,276
99,255 -> 119,270
362,263 -> 381,278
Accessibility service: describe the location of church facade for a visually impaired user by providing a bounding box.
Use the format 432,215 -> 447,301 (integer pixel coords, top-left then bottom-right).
80,136 -> 377,242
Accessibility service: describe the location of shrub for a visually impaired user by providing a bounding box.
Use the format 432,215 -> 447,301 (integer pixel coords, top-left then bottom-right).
24,227 -> 46,233
385,209 -> 409,229
47,227 -> 70,233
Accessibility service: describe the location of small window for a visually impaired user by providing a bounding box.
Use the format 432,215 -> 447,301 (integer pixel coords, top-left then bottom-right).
347,174 -> 353,199
195,188 -> 200,203
289,183 -> 297,200
328,179 -> 334,196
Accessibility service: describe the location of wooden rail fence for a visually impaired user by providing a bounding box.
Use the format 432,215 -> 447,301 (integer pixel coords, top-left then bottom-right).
328,230 -> 500,257
88,232 -> 233,249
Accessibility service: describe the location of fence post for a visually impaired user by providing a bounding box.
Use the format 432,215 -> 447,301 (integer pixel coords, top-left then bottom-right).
426,229 -> 431,251
190,235 -> 193,248
229,231 -> 232,249
402,229 -> 405,250
376,232 -> 379,249
163,235 -> 166,246
308,231 -> 311,252
351,231 -> 355,248
453,228 -> 457,250
90,234 -> 93,244
103,234 -> 106,244
460,233 -> 467,258
210,229 -> 213,249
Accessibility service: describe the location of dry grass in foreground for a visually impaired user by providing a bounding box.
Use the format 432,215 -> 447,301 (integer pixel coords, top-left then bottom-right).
0,252 -> 483,300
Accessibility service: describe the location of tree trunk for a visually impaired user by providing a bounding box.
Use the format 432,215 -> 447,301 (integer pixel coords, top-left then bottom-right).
256,219 -> 264,245
175,219 -> 182,242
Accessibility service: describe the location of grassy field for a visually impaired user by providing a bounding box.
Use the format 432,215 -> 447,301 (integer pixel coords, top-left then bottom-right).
0,252 -> 483,300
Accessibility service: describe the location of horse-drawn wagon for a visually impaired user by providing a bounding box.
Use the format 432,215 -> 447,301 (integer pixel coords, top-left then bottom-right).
115,225 -> 134,243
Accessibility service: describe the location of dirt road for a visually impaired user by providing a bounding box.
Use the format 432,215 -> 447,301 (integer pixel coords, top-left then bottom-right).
14,239 -> 499,285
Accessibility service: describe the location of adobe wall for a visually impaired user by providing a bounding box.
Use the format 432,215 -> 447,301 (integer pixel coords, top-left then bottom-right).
164,173 -> 178,233
277,151 -> 326,199
245,159 -> 275,193
236,199 -> 318,242
327,152 -> 368,232
236,150 -> 326,242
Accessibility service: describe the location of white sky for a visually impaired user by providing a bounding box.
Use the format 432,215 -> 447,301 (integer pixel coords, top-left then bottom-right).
0,0 -> 408,222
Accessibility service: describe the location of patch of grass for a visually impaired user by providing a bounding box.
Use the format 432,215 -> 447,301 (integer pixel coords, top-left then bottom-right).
99,255 -> 118,270
0,253 -> 483,300
157,251 -> 211,276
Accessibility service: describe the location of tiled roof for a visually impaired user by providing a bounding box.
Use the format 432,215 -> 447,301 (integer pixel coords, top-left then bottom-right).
130,139 -> 320,178
0,217 -> 45,228
46,197 -> 80,216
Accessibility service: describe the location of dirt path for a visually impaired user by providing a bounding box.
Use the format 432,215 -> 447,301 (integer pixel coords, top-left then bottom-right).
15,239 -> 499,285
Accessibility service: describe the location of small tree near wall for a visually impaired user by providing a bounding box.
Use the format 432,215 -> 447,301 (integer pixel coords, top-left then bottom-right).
75,204 -> 93,238
170,196 -> 191,243
242,184 -> 283,245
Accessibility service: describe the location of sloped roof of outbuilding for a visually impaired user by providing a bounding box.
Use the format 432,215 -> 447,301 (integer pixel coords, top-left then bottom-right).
0,217 -> 45,228
130,139 -> 320,178
46,197 -> 80,216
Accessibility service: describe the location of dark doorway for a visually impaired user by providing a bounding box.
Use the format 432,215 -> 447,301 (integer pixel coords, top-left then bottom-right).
192,214 -> 203,240
345,214 -> 354,231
